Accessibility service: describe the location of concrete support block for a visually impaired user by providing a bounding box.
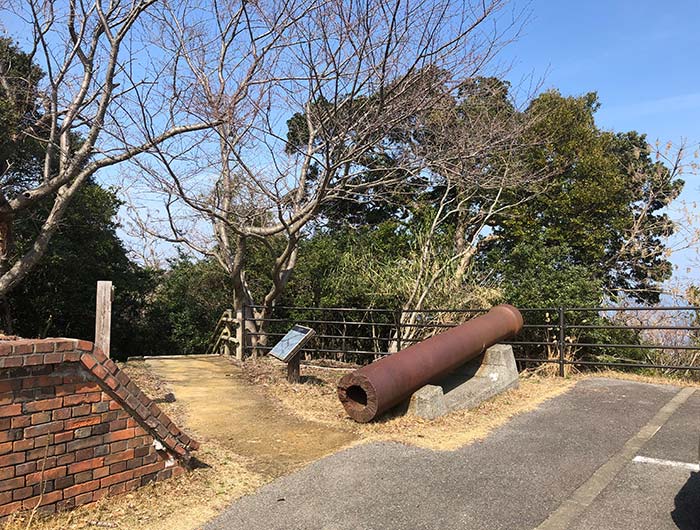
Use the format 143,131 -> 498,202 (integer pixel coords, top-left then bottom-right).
407,344 -> 519,420
407,384 -> 448,420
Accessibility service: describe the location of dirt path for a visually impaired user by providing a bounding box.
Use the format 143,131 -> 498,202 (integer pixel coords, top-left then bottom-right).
144,356 -> 357,478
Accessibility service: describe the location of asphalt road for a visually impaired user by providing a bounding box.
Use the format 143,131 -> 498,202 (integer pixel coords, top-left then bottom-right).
204,378 -> 699,530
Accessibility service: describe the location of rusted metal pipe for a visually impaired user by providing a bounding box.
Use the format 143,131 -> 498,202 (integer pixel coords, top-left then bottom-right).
337,304 -> 523,422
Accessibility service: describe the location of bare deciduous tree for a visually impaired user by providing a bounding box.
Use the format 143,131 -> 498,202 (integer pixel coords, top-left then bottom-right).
129,0 -> 525,355
0,0 -> 281,316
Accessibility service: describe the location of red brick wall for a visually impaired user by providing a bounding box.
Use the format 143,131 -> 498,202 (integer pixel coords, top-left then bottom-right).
0,339 -> 198,517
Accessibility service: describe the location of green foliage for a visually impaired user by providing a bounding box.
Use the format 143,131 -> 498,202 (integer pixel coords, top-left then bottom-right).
495,90 -> 682,304
0,38 -> 45,189
9,182 -> 157,358
493,237 -> 603,309
282,221 -> 411,309
142,255 -> 233,356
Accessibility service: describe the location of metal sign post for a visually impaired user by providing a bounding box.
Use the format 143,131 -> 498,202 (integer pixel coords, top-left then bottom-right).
269,325 -> 316,383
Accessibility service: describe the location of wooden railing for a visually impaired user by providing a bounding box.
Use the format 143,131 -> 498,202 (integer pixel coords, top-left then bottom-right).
205,309 -> 240,357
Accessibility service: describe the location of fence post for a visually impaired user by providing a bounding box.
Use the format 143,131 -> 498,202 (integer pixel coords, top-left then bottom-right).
558,306 -> 565,377
95,281 -> 113,358
395,309 -> 402,352
235,306 -> 245,361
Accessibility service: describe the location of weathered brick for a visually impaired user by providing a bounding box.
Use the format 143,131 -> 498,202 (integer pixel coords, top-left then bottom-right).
23,354 -> 44,366
12,486 -> 33,501
54,431 -> 73,444
69,457 -> 104,474
75,447 -> 95,461
92,423 -> 109,436
115,371 -> 130,386
134,445 -> 150,458
105,449 -> 134,465
103,375 -> 119,390
11,415 -> 30,428
74,470 -> 93,484
25,466 -> 66,485
14,462 -> 36,476
71,404 -> 92,417
34,341 -> 56,353
0,477 -> 24,493
23,397 -> 62,413
63,479 -> 100,499
63,351 -> 82,362
12,342 -> 33,354
102,358 -> 118,374
52,408 -> 71,420
109,419 -> 127,431
133,461 -> 164,478
80,353 -> 97,369
0,404 -> 21,417
104,428 -> 134,443
100,469 -> 134,488
63,393 -> 96,406
74,427 -> 92,439
0,356 -> 24,369
0,501 -> 22,516
0,491 -> 11,505
24,421 -> 63,439
108,482 -> 125,495
55,476 -> 74,489
27,446 -> 57,460
74,382 -> 100,393
126,457 -> 143,470
0,380 -> 19,393
56,453 -> 75,466
92,487 -> 108,502
75,341 -> 93,352
65,416 -> 100,430
43,352 -> 64,364
93,466 -> 110,479
31,412 -> 52,425
92,401 -> 109,414
124,478 -> 141,492
22,490 -> 62,510
54,340 -> 76,352
110,461 -> 127,474
0,452 -> 25,468
0,428 -> 22,443
12,439 -> 34,452
74,491 -> 94,506
66,436 -> 103,452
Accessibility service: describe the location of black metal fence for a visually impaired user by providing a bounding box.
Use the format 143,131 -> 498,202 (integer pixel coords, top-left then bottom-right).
243,305 -> 700,376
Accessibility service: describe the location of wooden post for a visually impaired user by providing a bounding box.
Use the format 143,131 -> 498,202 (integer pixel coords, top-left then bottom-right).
95,281 -> 113,357
235,307 -> 245,361
287,354 -> 301,383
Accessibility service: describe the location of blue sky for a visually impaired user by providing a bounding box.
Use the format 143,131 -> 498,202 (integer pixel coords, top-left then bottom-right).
3,0 -> 698,285
504,0 -> 700,144
501,0 -> 700,287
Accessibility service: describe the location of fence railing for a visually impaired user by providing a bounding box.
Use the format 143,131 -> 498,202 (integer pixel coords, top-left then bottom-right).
236,305 -> 700,376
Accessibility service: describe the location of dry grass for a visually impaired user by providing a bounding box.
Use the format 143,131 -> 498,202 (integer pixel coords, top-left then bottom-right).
241,358 -> 576,451
3,361 -> 268,530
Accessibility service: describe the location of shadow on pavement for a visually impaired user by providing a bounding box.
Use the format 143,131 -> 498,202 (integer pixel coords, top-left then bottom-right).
671,471 -> 700,529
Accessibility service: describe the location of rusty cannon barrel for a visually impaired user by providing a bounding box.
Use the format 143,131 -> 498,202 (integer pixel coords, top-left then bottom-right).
337,304 -> 523,423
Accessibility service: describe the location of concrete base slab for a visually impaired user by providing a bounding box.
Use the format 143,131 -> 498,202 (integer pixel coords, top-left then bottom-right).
407,344 -> 519,419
